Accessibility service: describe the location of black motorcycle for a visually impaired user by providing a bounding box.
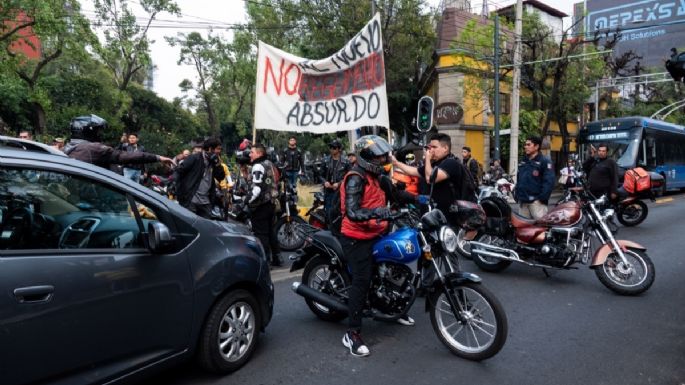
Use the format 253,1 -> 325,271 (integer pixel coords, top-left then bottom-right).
274,180 -> 306,251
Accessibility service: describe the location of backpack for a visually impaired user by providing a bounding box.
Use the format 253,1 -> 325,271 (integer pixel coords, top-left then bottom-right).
447,160 -> 478,203
468,157 -> 484,184
623,167 -> 651,194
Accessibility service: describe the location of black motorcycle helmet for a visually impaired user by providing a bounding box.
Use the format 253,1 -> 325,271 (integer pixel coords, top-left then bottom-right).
354,135 -> 393,175
70,114 -> 107,142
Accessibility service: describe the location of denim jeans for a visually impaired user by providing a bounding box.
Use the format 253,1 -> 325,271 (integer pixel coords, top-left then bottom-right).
285,171 -> 299,189
123,168 -> 141,184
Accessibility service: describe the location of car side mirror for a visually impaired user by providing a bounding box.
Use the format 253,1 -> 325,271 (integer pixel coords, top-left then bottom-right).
148,222 -> 174,253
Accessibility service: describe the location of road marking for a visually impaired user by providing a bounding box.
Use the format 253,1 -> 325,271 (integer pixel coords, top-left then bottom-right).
656,198 -> 673,204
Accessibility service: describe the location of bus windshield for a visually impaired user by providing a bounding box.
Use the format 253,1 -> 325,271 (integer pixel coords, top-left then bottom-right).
583,138 -> 640,169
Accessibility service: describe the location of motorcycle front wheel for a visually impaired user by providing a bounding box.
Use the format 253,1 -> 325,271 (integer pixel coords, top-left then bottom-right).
274,216 -> 306,251
595,248 -> 655,295
302,256 -> 349,322
617,200 -> 648,227
429,282 -> 508,361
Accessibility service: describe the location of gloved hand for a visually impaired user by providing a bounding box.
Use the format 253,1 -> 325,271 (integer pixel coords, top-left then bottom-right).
372,207 -> 392,219
209,153 -> 221,166
417,195 -> 430,205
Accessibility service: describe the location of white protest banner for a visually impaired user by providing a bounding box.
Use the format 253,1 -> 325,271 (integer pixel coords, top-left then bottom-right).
254,13 -> 389,134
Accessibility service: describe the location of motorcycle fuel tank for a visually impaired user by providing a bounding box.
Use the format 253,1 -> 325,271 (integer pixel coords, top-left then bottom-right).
536,201 -> 582,227
372,227 -> 421,264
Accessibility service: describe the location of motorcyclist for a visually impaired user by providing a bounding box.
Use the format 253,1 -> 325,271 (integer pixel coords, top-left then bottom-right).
64,114 -> 173,170
339,135 -> 415,357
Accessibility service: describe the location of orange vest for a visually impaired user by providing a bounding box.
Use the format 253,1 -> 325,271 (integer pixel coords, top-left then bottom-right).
340,171 -> 388,240
392,170 -> 419,196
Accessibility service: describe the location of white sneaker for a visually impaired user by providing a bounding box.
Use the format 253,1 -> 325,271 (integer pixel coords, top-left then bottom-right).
342,330 -> 370,357
397,314 -> 415,326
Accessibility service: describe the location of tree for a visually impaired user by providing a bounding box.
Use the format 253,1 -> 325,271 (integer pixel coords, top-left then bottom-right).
165,31 -> 227,134
0,0 -> 94,135
93,0 -> 179,91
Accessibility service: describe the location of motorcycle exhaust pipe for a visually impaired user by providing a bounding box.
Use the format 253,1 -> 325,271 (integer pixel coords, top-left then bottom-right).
470,241 -> 521,262
291,282 -> 349,314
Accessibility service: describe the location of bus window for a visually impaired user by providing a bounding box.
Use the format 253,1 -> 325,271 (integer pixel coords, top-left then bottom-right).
644,136 -> 656,168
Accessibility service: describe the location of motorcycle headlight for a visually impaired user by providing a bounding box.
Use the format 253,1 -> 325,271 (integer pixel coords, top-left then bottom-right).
439,226 -> 458,253
602,208 -> 615,220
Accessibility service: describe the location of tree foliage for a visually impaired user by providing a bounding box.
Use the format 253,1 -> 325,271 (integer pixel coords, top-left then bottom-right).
93,0 -> 180,91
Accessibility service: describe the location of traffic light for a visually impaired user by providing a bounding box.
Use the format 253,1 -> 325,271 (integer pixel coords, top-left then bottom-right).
416,96 -> 434,132
666,48 -> 685,82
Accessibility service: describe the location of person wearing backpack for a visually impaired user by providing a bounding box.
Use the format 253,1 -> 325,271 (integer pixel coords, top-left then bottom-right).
462,146 -> 483,186
392,133 -> 477,218
582,143 -> 618,200
248,143 -> 282,267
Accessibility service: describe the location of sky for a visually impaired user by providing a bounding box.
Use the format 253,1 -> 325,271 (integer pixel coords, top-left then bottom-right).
84,0 -> 575,101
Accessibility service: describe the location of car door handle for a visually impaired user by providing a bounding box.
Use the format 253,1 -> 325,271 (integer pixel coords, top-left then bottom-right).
13,285 -> 55,304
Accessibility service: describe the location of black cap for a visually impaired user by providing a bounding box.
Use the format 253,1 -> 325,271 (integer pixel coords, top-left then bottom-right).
329,140 -> 342,149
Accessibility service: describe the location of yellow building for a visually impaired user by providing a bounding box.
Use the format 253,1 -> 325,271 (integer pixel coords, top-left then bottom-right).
419,5 -> 579,169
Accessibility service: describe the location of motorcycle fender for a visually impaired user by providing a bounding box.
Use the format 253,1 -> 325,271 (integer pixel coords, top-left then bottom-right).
289,248 -> 314,272
591,240 -> 646,267
464,230 -> 478,241
424,272 -> 482,312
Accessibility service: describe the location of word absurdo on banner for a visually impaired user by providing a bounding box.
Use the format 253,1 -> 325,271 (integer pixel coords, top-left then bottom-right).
255,14 -> 389,134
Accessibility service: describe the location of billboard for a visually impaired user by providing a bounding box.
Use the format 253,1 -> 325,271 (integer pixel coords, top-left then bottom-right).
577,0 -> 685,68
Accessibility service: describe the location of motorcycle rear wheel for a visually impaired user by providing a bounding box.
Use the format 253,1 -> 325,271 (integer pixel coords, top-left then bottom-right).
471,233 -> 512,272
617,200 -> 648,227
275,216 -> 306,251
302,256 -> 349,322
595,248 -> 655,295
429,282 -> 508,361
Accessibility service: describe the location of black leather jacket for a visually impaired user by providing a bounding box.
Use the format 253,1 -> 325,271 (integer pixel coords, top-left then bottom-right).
64,139 -> 159,170
344,166 -> 416,222
282,147 -> 303,172
320,156 -> 350,189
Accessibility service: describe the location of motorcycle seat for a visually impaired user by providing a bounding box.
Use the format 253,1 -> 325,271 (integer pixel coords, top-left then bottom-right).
312,230 -> 344,258
510,212 -> 537,228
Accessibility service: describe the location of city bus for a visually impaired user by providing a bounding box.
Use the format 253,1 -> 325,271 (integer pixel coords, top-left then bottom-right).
578,116 -> 685,193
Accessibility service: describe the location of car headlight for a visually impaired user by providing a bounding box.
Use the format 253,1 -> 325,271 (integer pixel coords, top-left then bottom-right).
439,226 -> 458,253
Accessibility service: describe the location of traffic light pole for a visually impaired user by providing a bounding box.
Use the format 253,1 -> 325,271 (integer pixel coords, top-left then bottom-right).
493,15 -> 501,161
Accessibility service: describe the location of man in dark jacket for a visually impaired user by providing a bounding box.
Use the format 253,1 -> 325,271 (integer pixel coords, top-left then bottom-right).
173,137 -> 225,219
320,140 -> 350,224
462,146 -> 480,186
282,136 -> 304,189
247,143 -> 282,267
514,135 -> 555,219
582,143 -> 619,199
64,114 -> 173,171
122,133 -> 147,183
393,133 -> 476,217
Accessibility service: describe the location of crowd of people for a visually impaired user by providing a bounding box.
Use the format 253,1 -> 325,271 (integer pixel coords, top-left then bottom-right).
12,114 -> 622,358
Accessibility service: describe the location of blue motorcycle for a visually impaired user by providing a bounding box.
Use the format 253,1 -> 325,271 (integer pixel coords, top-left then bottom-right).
290,207 -> 508,361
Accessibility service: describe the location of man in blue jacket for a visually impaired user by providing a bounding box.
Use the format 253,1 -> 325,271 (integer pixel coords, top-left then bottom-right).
515,135 -> 555,219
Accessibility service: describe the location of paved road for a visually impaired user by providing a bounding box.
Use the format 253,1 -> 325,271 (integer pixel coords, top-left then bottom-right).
150,193 -> 685,385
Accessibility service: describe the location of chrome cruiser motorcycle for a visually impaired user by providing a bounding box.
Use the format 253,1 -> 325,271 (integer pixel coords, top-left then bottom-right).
469,193 -> 655,296
290,208 -> 508,361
